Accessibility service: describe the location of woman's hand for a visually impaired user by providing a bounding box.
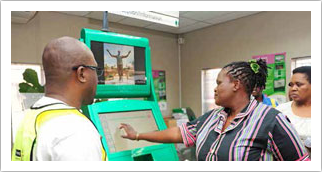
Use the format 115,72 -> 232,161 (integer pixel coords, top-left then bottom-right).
119,123 -> 137,140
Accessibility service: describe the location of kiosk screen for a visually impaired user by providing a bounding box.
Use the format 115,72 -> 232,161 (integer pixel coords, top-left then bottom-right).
91,41 -> 146,85
99,110 -> 158,153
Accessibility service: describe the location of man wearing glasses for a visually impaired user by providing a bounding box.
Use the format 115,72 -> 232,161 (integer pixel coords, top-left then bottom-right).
12,37 -> 106,161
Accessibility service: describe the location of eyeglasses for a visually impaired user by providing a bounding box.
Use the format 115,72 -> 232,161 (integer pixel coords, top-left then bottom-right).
72,65 -> 104,77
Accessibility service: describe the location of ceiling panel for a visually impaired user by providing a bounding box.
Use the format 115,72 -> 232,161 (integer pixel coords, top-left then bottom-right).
35,11 -> 262,34
178,17 -> 198,28
206,11 -> 260,24
59,11 -> 90,16
176,22 -> 212,34
86,11 -> 125,22
145,23 -> 178,33
179,11 -> 192,15
85,11 -> 103,20
180,11 -> 232,21
118,17 -> 153,28
233,11 -> 261,18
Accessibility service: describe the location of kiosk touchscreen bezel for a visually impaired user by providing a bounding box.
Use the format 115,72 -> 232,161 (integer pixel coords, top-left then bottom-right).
80,28 -> 152,98
85,99 -> 175,160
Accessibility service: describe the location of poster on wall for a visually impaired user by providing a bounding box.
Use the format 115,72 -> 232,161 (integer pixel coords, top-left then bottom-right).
252,52 -> 287,104
152,70 -> 167,111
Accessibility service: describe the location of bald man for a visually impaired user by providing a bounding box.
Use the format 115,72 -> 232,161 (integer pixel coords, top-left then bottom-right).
12,37 -> 106,161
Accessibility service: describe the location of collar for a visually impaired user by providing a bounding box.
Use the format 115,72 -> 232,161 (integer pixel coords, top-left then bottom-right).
31,96 -> 73,109
218,99 -> 258,119
216,99 -> 258,133
235,98 -> 258,118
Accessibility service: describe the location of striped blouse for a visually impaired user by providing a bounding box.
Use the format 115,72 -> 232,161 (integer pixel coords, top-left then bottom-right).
179,99 -> 309,161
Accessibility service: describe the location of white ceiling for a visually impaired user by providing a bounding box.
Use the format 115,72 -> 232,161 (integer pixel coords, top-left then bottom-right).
58,11 -> 261,34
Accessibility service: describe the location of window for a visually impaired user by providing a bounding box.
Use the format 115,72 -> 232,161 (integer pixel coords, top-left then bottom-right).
11,63 -> 44,144
291,56 -> 311,72
201,68 -> 221,115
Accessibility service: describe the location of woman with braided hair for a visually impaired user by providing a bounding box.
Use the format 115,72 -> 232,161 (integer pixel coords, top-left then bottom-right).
120,59 -> 309,161
251,59 -> 279,107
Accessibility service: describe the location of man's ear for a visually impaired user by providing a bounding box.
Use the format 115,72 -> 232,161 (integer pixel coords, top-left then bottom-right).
76,67 -> 87,83
232,79 -> 241,92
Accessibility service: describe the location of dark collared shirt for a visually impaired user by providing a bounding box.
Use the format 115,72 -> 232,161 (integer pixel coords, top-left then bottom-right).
179,99 -> 309,161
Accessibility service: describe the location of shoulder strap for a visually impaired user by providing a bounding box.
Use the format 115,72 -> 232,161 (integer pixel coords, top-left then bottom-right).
35,108 -> 85,129
271,99 -> 276,108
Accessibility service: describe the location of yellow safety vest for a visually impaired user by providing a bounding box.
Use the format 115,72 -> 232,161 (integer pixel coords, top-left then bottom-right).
12,104 -> 107,161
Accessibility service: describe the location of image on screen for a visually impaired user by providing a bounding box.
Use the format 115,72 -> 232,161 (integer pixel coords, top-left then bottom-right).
91,41 -> 146,85
98,110 -> 158,153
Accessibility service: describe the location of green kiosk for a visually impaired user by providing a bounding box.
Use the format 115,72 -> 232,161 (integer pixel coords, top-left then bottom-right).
80,28 -> 179,161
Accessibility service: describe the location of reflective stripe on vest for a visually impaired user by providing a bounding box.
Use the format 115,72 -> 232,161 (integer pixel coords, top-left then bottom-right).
12,106 -> 107,161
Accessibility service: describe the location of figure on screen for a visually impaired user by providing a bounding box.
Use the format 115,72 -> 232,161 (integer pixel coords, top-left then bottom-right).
106,49 -> 131,82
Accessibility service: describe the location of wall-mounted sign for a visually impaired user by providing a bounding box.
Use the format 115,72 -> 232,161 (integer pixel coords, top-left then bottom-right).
152,70 -> 167,111
110,11 -> 179,27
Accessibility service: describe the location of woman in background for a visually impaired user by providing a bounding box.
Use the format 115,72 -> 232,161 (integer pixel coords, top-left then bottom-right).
276,66 -> 311,155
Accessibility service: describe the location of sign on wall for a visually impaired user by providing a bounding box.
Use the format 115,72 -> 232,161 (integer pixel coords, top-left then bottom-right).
110,11 -> 179,27
252,52 -> 287,104
152,70 -> 167,111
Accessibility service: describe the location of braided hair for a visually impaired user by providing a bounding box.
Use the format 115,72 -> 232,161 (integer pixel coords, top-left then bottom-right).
223,59 -> 268,96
